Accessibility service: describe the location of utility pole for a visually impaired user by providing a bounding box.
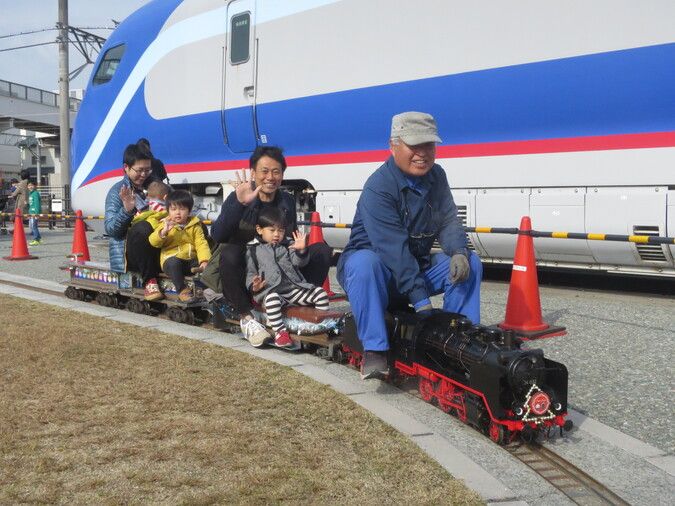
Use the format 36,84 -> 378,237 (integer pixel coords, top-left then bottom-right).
57,0 -> 70,189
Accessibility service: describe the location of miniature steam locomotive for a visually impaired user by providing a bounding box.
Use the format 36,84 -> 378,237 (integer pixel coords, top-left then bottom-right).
341,310 -> 571,444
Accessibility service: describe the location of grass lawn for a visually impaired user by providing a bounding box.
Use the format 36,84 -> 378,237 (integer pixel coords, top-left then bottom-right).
0,294 -> 483,505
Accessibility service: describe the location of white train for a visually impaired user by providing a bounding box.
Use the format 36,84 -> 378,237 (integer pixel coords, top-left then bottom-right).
71,0 -> 675,277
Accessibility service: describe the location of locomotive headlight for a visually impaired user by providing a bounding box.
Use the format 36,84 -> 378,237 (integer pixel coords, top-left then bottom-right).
554,402 -> 562,412
528,391 -> 551,415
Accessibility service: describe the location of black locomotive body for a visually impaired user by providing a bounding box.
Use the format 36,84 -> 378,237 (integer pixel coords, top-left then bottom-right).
342,310 -> 569,444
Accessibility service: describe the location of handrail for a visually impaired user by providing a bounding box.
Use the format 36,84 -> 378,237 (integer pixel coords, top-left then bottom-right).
0,78 -> 81,111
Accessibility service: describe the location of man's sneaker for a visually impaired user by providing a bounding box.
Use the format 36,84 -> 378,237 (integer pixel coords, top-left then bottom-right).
360,351 -> 389,380
274,330 -> 294,348
240,317 -> 269,348
144,278 -> 164,301
178,287 -> 194,303
29,239 -> 41,246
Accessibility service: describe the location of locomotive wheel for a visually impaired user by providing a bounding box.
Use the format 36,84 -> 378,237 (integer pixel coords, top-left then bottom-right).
489,422 -> 510,445
64,286 -> 80,300
126,298 -> 145,314
438,398 -> 454,414
418,378 -> 435,403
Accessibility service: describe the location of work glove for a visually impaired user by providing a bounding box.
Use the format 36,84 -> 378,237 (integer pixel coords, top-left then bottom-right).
450,254 -> 470,284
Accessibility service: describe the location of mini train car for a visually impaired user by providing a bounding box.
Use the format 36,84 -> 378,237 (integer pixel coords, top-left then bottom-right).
62,260 -> 210,325
62,259 -> 347,345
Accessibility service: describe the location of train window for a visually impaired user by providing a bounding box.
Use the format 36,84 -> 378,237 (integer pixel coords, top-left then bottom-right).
92,44 -> 125,86
230,13 -> 250,64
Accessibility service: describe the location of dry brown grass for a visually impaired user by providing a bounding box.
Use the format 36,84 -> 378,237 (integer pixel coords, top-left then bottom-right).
0,294 -> 483,505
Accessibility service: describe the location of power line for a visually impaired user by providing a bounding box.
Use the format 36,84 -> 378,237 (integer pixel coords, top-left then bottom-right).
0,26 -> 114,40
0,28 -> 56,40
0,39 -> 108,54
0,41 -> 56,52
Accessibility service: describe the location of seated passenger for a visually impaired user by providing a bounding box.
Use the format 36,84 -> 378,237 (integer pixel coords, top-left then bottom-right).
104,144 -> 162,300
145,181 -> 171,212
148,190 -> 211,302
245,208 -> 329,348
202,146 -> 332,346
337,112 -> 482,380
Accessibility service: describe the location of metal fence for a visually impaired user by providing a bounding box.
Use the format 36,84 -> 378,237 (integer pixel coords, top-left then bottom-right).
0,78 -> 80,112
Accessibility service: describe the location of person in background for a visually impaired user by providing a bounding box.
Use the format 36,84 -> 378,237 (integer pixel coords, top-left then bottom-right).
337,112 -> 482,380
8,169 -> 30,215
27,181 -> 42,245
245,207 -> 330,348
148,190 -> 211,302
104,143 -> 163,300
137,138 -> 169,184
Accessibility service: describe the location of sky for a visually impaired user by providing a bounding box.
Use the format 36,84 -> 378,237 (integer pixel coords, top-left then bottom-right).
0,0 -> 151,92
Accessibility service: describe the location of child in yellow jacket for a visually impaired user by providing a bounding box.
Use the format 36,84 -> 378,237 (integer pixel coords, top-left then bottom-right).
148,190 -> 211,302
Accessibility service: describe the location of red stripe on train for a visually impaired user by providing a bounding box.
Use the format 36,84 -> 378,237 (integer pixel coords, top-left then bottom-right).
81,130 -> 675,186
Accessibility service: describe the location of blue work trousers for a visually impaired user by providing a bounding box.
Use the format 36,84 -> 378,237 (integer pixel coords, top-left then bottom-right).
338,250 -> 482,351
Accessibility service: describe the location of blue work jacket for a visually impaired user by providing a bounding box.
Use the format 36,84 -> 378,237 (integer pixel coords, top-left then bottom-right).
340,156 -> 468,305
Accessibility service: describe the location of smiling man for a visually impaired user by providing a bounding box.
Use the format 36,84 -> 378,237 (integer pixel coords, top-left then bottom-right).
337,112 -> 482,380
205,146 -> 332,347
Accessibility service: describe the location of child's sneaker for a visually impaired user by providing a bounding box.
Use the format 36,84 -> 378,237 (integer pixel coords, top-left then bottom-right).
29,239 -> 41,246
274,330 -> 294,348
178,287 -> 194,303
144,278 -> 164,301
240,317 -> 269,348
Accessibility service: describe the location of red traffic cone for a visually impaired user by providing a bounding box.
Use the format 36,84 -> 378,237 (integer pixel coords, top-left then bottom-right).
499,216 -> 565,339
71,210 -> 91,262
307,211 -> 335,297
3,209 -> 37,261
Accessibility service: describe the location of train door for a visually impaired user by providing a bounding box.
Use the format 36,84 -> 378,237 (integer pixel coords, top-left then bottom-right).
223,0 -> 258,153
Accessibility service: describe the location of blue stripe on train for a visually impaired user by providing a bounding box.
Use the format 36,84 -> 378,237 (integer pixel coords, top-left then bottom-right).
75,41 -> 675,185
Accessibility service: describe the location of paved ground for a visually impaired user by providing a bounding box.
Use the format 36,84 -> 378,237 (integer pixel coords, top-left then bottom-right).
1,223 -> 674,504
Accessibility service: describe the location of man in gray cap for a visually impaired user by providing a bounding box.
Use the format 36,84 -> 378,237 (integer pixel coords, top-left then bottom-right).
337,111 -> 482,379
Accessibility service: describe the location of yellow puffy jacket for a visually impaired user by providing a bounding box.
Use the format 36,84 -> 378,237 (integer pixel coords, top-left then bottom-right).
147,212 -> 211,268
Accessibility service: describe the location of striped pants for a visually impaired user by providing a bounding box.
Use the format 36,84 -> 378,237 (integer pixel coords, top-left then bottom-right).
263,286 -> 329,332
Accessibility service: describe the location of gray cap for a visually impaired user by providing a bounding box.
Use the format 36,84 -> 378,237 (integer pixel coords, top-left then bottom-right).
390,111 -> 442,145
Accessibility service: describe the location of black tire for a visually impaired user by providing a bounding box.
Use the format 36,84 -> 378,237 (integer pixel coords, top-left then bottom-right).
64,286 -> 79,300
126,298 -> 145,314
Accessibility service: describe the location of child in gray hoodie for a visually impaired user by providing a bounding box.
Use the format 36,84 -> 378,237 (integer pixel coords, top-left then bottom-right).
246,207 -> 329,347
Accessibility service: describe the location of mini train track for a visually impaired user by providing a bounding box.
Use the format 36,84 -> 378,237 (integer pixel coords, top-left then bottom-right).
506,442 -> 630,505
398,377 -> 630,506
0,278 -> 631,505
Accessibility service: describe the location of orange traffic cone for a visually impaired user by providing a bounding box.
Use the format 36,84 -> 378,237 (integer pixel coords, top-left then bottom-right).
307,211 -> 335,297
3,209 -> 37,261
71,210 -> 91,262
498,216 -> 565,339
